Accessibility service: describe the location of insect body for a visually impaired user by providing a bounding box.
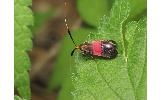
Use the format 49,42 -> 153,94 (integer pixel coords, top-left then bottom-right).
78,40 -> 118,59
64,2 -> 118,59
71,39 -> 118,59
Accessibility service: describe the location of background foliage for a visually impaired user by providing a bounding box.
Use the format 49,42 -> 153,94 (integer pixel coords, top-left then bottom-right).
14,0 -> 146,100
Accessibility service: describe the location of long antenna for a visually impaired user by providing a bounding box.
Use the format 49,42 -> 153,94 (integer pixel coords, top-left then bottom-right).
64,1 -> 77,46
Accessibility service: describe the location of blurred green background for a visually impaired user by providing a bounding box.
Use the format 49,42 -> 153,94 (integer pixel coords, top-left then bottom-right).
29,0 -> 146,100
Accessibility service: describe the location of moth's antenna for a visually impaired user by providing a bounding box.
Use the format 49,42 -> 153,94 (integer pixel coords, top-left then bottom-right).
71,48 -> 77,56
64,2 -> 69,30
64,1 -> 77,46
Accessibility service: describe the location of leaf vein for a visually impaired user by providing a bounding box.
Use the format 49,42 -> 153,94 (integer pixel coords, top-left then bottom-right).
95,61 -> 123,100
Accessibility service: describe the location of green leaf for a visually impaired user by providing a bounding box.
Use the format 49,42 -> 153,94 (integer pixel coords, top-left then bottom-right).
14,0 -> 33,99
14,95 -> 26,100
72,0 -> 146,100
126,17 -> 147,100
77,0 -> 112,27
129,0 -> 147,19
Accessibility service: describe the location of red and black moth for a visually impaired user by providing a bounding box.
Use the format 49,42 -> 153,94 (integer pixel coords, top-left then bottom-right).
64,2 -> 118,59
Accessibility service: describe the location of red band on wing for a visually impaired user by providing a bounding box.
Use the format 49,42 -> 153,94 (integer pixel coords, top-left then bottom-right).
92,41 -> 102,56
